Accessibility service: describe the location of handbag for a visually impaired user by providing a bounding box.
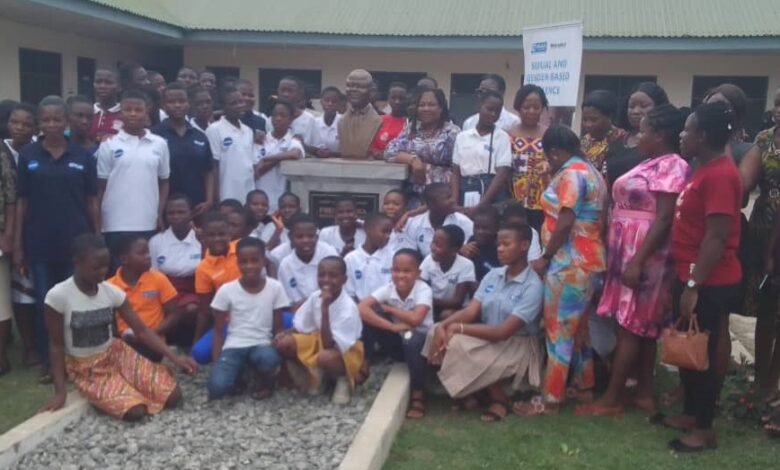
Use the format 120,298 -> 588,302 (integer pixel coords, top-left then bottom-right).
660,315 -> 710,371
459,129 -> 507,206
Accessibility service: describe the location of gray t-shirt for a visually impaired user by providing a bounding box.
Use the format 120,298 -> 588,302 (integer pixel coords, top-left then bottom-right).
473,266 -> 543,336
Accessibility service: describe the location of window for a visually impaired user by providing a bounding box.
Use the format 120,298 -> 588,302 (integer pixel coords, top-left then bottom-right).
583,75 -> 657,101
691,76 -> 769,139
205,66 -> 240,89
258,68 -> 322,113
450,73 -> 485,127
77,57 -> 96,99
19,48 -> 62,104
368,71 -> 427,101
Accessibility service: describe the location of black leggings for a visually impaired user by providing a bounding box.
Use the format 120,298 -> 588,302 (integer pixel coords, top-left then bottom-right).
672,280 -> 740,429
362,324 -> 427,391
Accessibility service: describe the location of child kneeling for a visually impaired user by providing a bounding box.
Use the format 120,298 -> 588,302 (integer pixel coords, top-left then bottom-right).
275,257 -> 364,404
208,238 -> 290,400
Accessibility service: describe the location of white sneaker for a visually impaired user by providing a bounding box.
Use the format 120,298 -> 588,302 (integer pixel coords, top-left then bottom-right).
332,377 -> 351,405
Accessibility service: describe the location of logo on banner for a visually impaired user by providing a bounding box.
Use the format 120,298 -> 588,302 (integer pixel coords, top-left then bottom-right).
531,42 -> 547,54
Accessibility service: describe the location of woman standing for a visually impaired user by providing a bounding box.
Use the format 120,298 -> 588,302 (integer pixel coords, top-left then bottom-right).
577,105 -> 689,416
580,90 -> 626,177
508,85 -> 549,232
513,126 -> 607,415
384,89 -> 460,207
664,102 -> 742,452
605,82 -> 670,188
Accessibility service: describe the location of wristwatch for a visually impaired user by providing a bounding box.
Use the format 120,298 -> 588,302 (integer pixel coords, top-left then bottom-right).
686,279 -> 698,289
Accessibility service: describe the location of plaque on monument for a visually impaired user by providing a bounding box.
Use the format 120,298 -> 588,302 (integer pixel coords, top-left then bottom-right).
309,191 -> 378,227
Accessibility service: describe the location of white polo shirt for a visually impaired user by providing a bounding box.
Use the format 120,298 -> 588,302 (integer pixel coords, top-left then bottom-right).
268,241 -> 293,268
344,243 -> 394,301
260,225 -> 289,247
205,117 -> 255,202
96,129 -> 170,232
453,127 -> 512,177
309,114 -> 341,153
370,279 -> 433,333
462,107 -> 520,132
254,131 -> 304,210
148,228 -> 202,278
318,225 -> 366,255
402,211 -> 474,257
420,254 -> 476,304
293,289 -> 361,353
272,112 -> 316,146
278,242 -> 339,303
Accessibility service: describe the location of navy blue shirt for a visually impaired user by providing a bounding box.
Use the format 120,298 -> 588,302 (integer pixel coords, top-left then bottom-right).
468,236 -> 500,282
241,111 -> 267,133
151,119 -> 213,205
17,141 -> 97,263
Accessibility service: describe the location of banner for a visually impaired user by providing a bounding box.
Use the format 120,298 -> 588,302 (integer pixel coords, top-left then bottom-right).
523,21 -> 583,109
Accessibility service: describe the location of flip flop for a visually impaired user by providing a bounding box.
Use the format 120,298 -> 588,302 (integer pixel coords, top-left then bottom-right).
406,398 -> 426,419
480,402 -> 508,423
668,437 -> 717,453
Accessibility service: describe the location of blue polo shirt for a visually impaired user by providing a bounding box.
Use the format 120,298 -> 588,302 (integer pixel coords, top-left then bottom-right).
151,119 -> 213,205
473,266 -> 543,336
16,141 -> 97,263
241,111 -> 267,133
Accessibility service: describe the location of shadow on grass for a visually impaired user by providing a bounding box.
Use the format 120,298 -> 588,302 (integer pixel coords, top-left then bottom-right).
0,335 -> 50,434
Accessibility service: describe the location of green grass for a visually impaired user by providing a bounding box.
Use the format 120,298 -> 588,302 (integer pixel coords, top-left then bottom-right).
0,335 -> 52,434
385,369 -> 780,470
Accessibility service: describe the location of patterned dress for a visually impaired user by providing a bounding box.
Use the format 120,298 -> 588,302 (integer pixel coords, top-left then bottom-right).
743,127 -> 780,317
384,121 -> 460,202
596,154 -> 689,339
581,127 -> 627,178
510,136 -> 549,211
539,156 -> 607,403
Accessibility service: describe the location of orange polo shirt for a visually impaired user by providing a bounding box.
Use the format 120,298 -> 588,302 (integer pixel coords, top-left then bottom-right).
108,268 -> 178,334
194,240 -> 240,295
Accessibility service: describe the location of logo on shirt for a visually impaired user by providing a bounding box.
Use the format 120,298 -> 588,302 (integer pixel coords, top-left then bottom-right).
483,144 -> 493,152
194,140 -> 206,147
156,255 -> 166,266
355,270 -> 363,280
190,253 -> 201,260
27,160 -> 39,171
290,278 -> 297,288
381,268 -> 391,275
510,294 -> 522,303
259,148 -> 266,157
68,162 -> 84,171
280,146 -> 289,152
142,290 -> 160,299
418,234 -> 425,243
484,284 -> 496,294
114,149 -> 124,158
448,277 -> 458,284
223,137 -> 233,148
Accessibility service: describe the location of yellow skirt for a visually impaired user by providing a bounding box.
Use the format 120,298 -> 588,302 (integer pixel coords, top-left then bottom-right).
293,333 -> 364,388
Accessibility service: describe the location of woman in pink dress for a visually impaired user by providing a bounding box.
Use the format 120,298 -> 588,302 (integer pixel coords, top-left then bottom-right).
577,104 -> 690,416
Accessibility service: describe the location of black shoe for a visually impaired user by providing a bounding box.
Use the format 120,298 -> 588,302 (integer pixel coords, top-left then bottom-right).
668,437 -> 717,453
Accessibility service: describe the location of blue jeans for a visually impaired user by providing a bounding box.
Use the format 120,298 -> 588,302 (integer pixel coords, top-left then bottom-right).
207,345 -> 281,399
192,311 -> 295,365
31,261 -> 72,365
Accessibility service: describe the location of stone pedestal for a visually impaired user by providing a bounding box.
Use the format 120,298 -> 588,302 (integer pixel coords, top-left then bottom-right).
281,158 -> 408,226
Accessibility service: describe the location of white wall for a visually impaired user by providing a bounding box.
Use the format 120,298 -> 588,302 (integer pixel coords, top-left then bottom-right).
0,17 -> 146,100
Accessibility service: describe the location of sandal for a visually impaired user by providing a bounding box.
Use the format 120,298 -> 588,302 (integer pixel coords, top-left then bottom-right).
574,402 -> 624,417
480,402 -> 508,423
648,412 -> 695,431
668,436 -> 718,453
406,398 -> 426,419
512,396 -> 559,416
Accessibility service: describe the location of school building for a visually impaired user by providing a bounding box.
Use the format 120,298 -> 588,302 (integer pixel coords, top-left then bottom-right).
2,0 -> 779,134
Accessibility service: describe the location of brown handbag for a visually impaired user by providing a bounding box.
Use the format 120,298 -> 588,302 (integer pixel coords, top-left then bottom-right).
660,315 -> 710,371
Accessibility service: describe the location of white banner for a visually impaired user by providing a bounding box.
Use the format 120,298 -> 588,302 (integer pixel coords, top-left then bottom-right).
523,22 -> 583,108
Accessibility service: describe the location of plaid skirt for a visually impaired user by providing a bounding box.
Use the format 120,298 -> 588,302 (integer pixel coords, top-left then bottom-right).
65,339 -> 178,418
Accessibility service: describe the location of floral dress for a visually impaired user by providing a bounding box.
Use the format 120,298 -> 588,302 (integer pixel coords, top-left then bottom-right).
384,121 -> 460,202
510,136 -> 548,211
581,127 -> 627,178
743,127 -> 780,317
596,154 -> 690,338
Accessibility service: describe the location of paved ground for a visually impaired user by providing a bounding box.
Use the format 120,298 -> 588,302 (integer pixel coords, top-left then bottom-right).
12,364 -> 390,470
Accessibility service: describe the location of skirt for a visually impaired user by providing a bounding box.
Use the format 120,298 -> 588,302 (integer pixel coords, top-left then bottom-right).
293,333 -> 364,388
422,325 -> 543,399
65,339 -> 178,418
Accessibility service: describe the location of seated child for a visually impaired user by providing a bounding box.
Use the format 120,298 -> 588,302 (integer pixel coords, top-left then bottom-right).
420,225 -> 476,321
275,257 -> 364,404
402,183 -> 473,257
278,214 -> 338,311
208,237 -> 289,400
422,223 -> 543,423
502,202 -> 542,261
41,234 -> 197,421
254,100 -> 304,207
260,192 -> 301,250
382,189 -> 408,252
358,249 -> 433,419
246,189 -> 272,239
149,195 -> 202,343
460,205 -> 500,282
319,196 -> 366,256
108,235 -> 182,362
191,211 -> 240,364
226,206 -> 254,241
345,213 -> 394,302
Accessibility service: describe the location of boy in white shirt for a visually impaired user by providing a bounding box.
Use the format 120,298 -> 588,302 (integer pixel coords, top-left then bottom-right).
277,214 -> 338,311
318,196 -> 366,256
97,89 -> 170,270
254,100 -> 304,208
421,225 -> 476,321
308,87 -> 341,158
358,249 -> 433,419
275,257 -> 364,404
402,183 -> 473,257
205,87 -> 255,202
345,213 -> 394,302
208,237 -> 290,400
275,76 -> 315,145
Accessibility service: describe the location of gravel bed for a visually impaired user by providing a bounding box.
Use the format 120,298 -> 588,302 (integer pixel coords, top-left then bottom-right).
13,363 -> 391,470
